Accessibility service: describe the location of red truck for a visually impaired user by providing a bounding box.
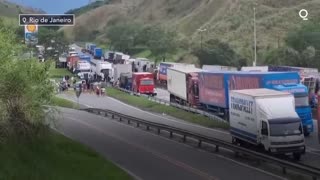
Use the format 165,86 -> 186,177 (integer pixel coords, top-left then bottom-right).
132,72 -> 157,96
67,56 -> 80,72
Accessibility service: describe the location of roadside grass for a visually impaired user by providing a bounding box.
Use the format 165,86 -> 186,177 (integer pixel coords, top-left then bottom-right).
0,132 -> 132,180
106,88 -> 229,130
52,96 -> 79,109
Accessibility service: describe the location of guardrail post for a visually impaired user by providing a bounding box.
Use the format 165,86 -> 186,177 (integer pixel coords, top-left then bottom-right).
146,126 -> 150,131
215,145 -> 219,152
170,132 -> 173,138
112,114 -> 115,119
128,120 -> 130,124
104,113 -> 108,117
198,140 -> 202,147
157,128 -> 160,134
282,167 -> 286,174
136,122 -> 140,127
183,135 -> 186,142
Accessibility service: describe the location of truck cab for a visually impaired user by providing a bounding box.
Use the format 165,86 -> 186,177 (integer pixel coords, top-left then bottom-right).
132,72 -> 156,96
272,84 -> 313,136
187,73 -> 200,107
76,61 -> 91,80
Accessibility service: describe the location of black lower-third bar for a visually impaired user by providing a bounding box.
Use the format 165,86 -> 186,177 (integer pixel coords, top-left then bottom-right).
19,14 -> 75,26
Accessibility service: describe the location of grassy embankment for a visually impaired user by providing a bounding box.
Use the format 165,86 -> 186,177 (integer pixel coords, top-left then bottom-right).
0,132 -> 132,180
106,87 -> 229,130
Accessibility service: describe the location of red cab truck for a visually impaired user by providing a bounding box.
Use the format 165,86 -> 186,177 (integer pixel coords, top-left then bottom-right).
132,72 -> 157,96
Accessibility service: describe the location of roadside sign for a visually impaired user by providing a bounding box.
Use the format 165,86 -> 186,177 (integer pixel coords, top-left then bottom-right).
24,24 -> 38,45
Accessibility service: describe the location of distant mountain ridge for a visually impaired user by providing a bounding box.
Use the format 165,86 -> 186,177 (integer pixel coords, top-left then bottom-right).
0,0 -> 45,17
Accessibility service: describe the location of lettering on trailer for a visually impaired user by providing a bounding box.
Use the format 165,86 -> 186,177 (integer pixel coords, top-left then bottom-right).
229,76 -> 260,90
265,79 -> 299,85
282,88 -> 306,93
230,97 -> 254,114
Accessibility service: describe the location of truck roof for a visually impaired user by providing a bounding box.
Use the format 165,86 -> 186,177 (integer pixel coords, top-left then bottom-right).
133,72 -> 153,75
201,71 -> 297,75
231,88 -> 291,97
168,66 -> 203,73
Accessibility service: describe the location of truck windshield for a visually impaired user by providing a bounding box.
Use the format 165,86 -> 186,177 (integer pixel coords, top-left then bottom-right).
101,69 -> 109,73
141,80 -> 154,85
294,94 -> 309,107
269,122 -> 302,136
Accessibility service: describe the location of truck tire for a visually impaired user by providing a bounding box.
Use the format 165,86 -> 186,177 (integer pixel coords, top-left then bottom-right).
293,153 -> 301,161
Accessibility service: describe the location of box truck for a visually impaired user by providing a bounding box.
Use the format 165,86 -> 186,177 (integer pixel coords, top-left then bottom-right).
67,56 -> 80,72
93,48 -> 103,59
158,62 -> 195,85
113,64 -> 132,82
75,61 -> 91,80
132,72 -> 156,96
120,72 -> 132,90
90,59 -> 113,81
229,89 -> 305,160
167,67 -> 203,107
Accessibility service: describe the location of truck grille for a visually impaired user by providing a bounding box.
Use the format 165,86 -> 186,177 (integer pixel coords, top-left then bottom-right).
271,140 -> 304,145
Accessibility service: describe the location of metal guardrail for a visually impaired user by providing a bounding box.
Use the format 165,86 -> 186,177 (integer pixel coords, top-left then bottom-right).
83,107 -> 320,180
116,87 -> 227,123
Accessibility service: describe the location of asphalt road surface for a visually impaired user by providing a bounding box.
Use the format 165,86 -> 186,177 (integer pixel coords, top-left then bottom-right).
56,107 -> 286,180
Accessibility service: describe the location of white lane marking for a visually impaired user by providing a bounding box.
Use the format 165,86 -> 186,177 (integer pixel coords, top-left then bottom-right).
64,116 -> 219,180
106,96 -> 229,135
64,114 -> 286,180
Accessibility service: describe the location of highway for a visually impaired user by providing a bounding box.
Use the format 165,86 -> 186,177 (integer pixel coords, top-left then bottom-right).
58,92 -> 320,167
55,107 -> 286,180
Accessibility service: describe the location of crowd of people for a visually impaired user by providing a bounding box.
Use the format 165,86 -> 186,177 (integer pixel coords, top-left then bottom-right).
58,75 -> 116,97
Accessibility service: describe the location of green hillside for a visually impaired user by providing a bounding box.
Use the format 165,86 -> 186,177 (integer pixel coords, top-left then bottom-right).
62,0 -> 320,63
0,0 -> 45,17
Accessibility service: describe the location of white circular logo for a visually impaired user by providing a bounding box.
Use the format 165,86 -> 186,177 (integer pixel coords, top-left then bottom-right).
299,9 -> 308,20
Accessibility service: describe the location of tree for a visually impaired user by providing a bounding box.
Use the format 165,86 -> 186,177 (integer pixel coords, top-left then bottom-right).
0,23 -> 55,140
192,39 -> 240,67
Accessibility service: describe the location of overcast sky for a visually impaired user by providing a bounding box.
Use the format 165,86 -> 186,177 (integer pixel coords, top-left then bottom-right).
9,0 -> 89,14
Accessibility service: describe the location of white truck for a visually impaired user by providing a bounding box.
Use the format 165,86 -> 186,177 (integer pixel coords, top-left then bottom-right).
90,59 -> 113,81
76,61 -> 91,80
113,64 -> 132,82
202,65 -> 238,71
229,88 -> 305,160
134,58 -> 155,72
167,66 -> 203,106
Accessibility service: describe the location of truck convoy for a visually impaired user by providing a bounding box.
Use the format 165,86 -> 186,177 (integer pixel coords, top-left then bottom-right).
132,72 -> 157,96
229,89 -> 305,160
90,59 -> 113,81
167,66 -> 203,107
198,71 -> 313,136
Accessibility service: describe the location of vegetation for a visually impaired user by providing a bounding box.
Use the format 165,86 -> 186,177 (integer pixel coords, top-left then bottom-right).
106,88 -> 229,130
106,23 -> 179,63
65,0 -> 110,16
0,0 -> 44,17
52,97 -> 79,109
0,17 -> 131,180
0,132 -> 132,180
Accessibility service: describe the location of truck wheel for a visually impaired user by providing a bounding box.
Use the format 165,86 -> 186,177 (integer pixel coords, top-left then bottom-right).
293,153 -> 301,161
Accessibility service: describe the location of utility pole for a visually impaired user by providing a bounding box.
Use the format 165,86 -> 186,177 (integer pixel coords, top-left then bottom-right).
198,28 -> 207,50
253,7 -> 257,66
